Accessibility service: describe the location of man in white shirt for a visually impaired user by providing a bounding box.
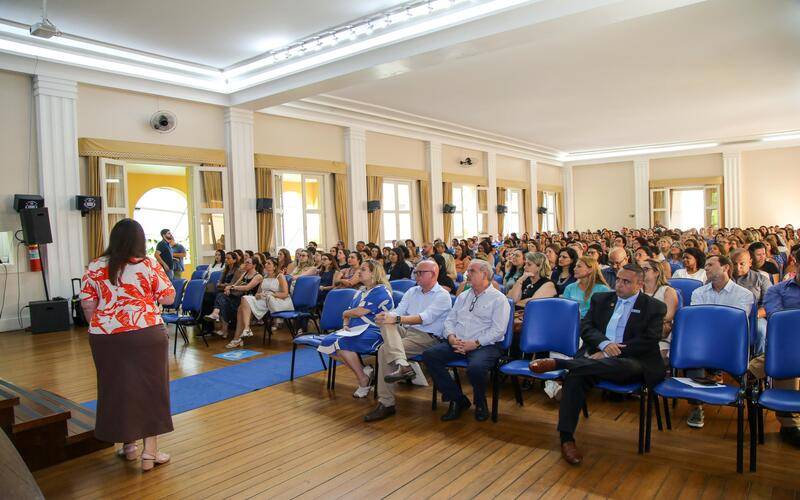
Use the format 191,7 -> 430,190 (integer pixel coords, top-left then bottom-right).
364,261 -> 452,422
686,254 -> 754,429
422,259 -> 510,422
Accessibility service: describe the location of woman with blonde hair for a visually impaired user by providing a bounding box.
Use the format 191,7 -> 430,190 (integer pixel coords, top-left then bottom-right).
561,256 -> 610,318
318,260 -> 394,398
507,252 -> 557,309
641,258 -> 679,361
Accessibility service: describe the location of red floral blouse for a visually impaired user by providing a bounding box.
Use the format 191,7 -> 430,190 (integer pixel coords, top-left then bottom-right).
81,256 -> 175,335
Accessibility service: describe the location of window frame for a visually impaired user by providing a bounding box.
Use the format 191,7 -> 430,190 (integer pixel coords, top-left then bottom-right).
381,179 -> 414,247
272,171 -> 327,250
542,191 -> 557,233
504,188 -> 522,236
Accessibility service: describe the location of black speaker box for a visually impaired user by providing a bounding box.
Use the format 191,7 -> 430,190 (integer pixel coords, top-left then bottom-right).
443,203 -> 456,214
367,200 -> 381,213
76,195 -> 101,213
20,208 -> 53,245
13,194 -> 44,212
256,197 -> 273,213
29,299 -> 71,334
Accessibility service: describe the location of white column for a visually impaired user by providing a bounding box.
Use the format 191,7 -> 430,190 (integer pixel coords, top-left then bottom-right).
633,158 -> 650,229
33,76 -> 85,301
723,151 -> 742,228
528,159 -> 539,234
224,108 -> 258,251
486,151 -> 498,237
426,141 -> 443,240
345,127 -> 368,246
562,165 -> 575,231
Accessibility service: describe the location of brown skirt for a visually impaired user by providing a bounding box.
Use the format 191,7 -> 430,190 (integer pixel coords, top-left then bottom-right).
89,324 -> 174,443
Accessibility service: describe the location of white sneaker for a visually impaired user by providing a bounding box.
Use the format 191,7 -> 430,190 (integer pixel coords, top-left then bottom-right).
353,385 -> 373,398
363,365 -> 374,380
241,329 -> 253,338
409,362 -> 429,387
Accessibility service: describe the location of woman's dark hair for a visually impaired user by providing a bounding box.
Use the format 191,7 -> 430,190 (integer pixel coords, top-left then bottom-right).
245,250 -> 255,259
390,247 -> 405,265
214,249 -> 225,264
682,247 -> 706,269
636,246 -> 655,259
264,257 -> 280,278
320,253 -> 339,271
234,249 -> 245,261
103,218 -> 146,286
277,248 -> 292,270
222,251 -> 241,276
349,251 -> 364,267
557,247 -> 579,276
432,254 -> 448,282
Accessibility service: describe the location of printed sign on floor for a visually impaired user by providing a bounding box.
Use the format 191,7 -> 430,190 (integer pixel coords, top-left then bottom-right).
213,349 -> 261,361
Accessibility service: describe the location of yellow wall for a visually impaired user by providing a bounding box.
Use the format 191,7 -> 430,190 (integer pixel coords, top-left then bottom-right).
497,155 -> 528,182
127,172 -> 195,275
650,153 -> 722,180
254,113 -> 344,162
77,84 -> 225,149
573,161 -> 635,230
741,146 -> 800,227
442,144 -> 485,177
538,164 -> 563,186
366,131 -> 425,170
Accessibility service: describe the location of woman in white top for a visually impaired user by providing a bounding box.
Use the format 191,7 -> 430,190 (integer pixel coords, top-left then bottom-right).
228,257 -> 293,348
203,249 -> 226,279
671,247 -> 707,282
641,258 -> 679,361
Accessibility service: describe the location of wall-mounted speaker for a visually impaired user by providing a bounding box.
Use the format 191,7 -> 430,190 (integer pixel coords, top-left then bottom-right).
256,198 -> 273,213
20,208 -> 53,245
13,194 -> 44,212
75,195 -> 101,215
443,203 -> 456,214
367,200 -> 381,213
496,205 -> 508,214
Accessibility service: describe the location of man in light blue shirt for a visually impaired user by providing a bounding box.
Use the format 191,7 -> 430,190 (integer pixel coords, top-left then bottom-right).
364,260 -> 452,422
422,259 -> 511,422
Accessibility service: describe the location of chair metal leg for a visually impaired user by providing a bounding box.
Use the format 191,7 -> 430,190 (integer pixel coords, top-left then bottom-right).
326,360 -> 332,390
511,376 -> 523,406
654,393 -> 663,431
200,326 -> 209,347
317,352 -> 327,371
748,399 -> 757,472
452,368 -> 462,390
373,359 -> 379,400
737,400 -> 744,474
491,369 -> 500,423
663,395 -> 672,430
431,380 -> 437,410
757,406 -> 765,444
173,324 -> 178,355
582,401 -> 589,419
645,390 -> 653,453
638,389 -> 646,454
290,343 -> 297,381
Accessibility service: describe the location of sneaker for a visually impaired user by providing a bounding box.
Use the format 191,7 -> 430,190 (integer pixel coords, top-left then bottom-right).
241,329 -> 253,338
544,380 -> 562,400
363,365 -> 374,381
204,313 -> 220,321
687,406 -> 705,428
353,385 -> 373,398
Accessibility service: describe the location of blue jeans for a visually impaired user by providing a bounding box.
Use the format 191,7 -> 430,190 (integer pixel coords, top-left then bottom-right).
422,342 -> 501,406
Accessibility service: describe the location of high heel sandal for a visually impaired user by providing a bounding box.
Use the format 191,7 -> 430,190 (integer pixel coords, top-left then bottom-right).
116,443 -> 138,461
141,450 -> 171,471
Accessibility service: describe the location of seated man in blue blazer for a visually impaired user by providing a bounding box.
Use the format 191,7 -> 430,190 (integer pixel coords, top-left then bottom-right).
531,263 -> 666,465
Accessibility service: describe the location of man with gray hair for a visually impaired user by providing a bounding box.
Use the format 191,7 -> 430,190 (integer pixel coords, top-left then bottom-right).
364,260 -> 452,422
602,247 -> 628,288
422,259 -> 510,422
731,248 -> 771,355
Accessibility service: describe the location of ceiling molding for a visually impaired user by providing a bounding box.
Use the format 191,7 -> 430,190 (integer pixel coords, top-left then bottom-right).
263,95 -> 564,165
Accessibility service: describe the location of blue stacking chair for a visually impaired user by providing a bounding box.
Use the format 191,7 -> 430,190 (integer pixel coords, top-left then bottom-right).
190,270 -> 205,280
163,279 -> 207,355
390,279 -> 415,293
163,278 -> 187,313
752,310 -> 800,471
289,288 -> 358,384
195,264 -> 209,271
271,275 -> 321,337
450,294 -> 457,306
429,298 -> 515,413
668,278 -> 704,306
392,290 -> 405,307
652,305 -> 751,473
494,299 -> 580,421
208,270 -> 223,284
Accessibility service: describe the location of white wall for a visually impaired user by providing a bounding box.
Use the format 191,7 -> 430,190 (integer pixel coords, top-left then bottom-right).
442,145 -> 485,177
0,71 -> 46,331
741,146 -> 800,227
650,153 -> 722,180
254,113 -> 344,162
496,155 -> 528,182
573,161 -> 635,230
538,163 -> 562,186
366,132 -> 425,170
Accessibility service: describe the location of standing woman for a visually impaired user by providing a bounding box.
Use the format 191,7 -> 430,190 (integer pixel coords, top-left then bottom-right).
80,218 -> 175,471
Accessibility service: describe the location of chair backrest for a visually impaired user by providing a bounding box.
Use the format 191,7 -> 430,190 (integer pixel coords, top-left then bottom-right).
180,279 -> 206,315
208,270 -> 223,284
499,297 -> 516,351
167,279 -> 187,308
391,290 -> 405,307
285,274 -> 293,288
748,300 -> 758,347
292,275 -> 321,311
519,298 -> 580,357
671,305 -> 749,376
765,309 -> 800,379
456,272 -> 464,283
668,278 -> 704,306
451,294 -> 457,306
674,288 -> 684,309
195,264 -> 209,271
190,270 -> 205,281
319,288 -> 358,332
390,279 -> 416,293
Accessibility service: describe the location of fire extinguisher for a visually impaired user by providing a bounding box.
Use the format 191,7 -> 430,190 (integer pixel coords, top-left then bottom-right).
28,244 -> 42,272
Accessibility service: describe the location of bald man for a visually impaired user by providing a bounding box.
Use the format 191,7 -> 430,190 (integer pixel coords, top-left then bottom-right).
365,260 -> 452,422
602,247 -> 628,288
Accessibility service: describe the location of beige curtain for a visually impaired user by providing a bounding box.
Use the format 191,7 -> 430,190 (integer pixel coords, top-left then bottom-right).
442,182 -> 453,243
537,190 -> 544,231
555,191 -> 563,231
201,171 -> 223,209
367,176 -> 383,244
87,157 -> 104,259
497,187 -> 506,237
522,188 -> 532,235
334,173 -> 349,244
255,168 -> 273,252
418,179 -> 431,242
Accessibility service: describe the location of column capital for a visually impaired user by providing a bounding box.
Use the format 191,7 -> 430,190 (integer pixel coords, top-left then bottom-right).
723,151 -> 742,162
33,75 -> 77,99
345,126 -> 366,143
425,141 -> 442,155
224,107 -> 254,125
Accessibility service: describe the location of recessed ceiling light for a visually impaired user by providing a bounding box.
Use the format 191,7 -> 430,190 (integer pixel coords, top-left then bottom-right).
761,132 -> 800,142
563,142 -> 720,162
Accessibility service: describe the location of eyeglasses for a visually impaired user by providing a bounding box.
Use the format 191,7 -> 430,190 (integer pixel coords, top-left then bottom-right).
469,294 -> 480,312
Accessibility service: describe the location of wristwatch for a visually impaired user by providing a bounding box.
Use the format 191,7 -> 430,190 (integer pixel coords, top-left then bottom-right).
474,339 -> 481,347
396,315 -> 402,325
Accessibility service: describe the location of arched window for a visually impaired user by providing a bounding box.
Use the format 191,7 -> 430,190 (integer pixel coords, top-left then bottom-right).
133,188 -> 191,263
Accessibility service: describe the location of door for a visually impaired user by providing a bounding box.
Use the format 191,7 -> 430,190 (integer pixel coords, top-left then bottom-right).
650,188 -> 669,228
99,158 -> 129,246
272,171 -> 325,250
191,166 -> 229,264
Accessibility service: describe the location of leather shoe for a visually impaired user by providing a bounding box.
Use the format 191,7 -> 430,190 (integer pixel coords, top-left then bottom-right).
441,396 -> 471,421
561,441 -> 583,465
383,365 -> 416,384
530,358 -> 557,374
474,401 -> 489,422
364,403 -> 396,422
780,427 -> 800,448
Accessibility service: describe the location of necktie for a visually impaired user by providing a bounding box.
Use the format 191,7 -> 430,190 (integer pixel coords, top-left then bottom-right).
605,299 -> 626,343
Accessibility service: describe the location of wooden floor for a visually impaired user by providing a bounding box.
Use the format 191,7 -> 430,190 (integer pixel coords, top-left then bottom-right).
1,326 -> 799,500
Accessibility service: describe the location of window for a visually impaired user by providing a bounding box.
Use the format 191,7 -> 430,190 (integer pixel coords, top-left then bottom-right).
542,191 -> 557,232
452,184 -> 489,238
274,172 -> 325,251
134,188 -> 191,264
649,184 -> 721,229
194,167 -> 227,261
382,180 -> 412,247
504,188 -> 521,236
